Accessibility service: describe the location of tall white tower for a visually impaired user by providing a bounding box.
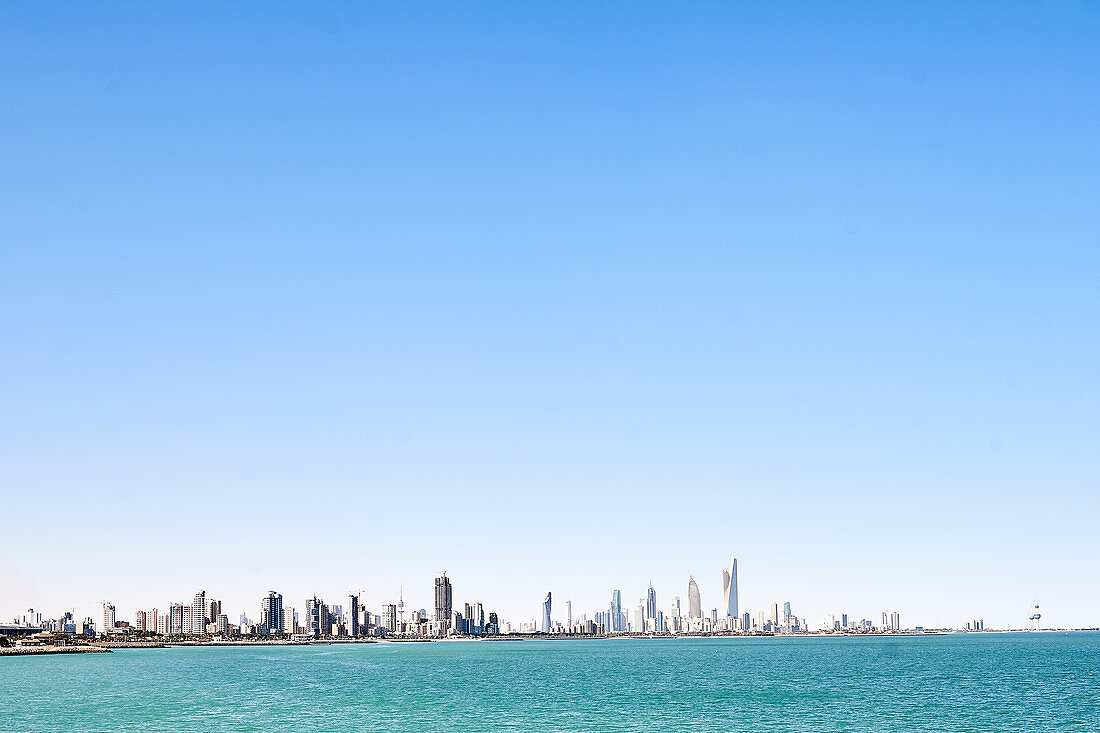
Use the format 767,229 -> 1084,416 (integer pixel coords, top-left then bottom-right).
722,557 -> 738,619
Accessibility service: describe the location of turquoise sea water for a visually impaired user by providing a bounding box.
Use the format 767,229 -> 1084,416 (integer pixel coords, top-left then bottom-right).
2,633 -> 1098,731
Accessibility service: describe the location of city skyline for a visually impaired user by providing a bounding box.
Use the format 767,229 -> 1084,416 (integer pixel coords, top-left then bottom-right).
3,555 -> 1058,635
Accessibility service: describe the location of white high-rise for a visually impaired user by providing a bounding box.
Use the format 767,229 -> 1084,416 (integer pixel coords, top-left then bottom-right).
722,557 -> 738,620
687,576 -> 702,619
102,602 -> 115,635
192,590 -> 207,635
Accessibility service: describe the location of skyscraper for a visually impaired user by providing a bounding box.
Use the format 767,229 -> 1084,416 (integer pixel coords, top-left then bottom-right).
192,590 -> 207,635
687,576 -> 702,619
434,572 -> 453,624
541,592 -> 552,633
722,557 -> 738,619
382,604 -> 398,633
611,590 -> 623,632
646,583 -> 657,620
261,591 -> 284,635
307,596 -> 331,637
284,606 -> 296,634
102,602 -> 115,635
170,603 -> 184,634
347,593 -> 360,637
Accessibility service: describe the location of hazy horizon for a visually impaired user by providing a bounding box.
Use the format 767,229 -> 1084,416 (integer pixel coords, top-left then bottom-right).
2,2 -> 1098,631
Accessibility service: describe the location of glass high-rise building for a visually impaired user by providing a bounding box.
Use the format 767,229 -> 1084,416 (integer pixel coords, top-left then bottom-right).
541,592 -> 552,633
645,584 -> 657,620
611,590 -> 622,632
347,594 -> 360,637
261,591 -> 284,635
434,573 -> 453,624
307,596 -> 331,637
722,557 -> 738,619
687,576 -> 702,619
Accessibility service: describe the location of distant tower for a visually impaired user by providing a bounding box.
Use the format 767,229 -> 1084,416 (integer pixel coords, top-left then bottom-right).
687,576 -> 702,619
434,572 -> 452,623
722,557 -> 738,619
566,599 -> 573,628
1029,600 -> 1041,631
541,593 -> 552,633
398,583 -> 405,625
192,590 -> 207,635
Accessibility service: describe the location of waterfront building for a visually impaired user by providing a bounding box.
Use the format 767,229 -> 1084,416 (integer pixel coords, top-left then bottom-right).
347,594 -> 360,637
102,602 -> 115,635
192,590 -> 207,636
634,603 -> 644,632
711,608 -> 718,625
169,603 -> 184,634
283,606 -> 296,634
567,599 -> 573,628
646,584 -> 657,620
771,603 -> 781,627
434,572 -> 453,625
670,596 -> 681,621
261,591 -> 285,635
722,557 -> 738,619
382,604 -> 397,632
216,614 -> 228,635
687,576 -> 701,619
541,593 -> 552,633
134,610 -> 146,632
307,596 -> 331,637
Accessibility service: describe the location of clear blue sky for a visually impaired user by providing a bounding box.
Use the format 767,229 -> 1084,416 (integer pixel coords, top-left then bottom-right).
2,2 -> 1098,630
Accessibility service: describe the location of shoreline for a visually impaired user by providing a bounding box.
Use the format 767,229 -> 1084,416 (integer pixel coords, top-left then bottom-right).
5,629 -> 1095,656
0,646 -> 111,656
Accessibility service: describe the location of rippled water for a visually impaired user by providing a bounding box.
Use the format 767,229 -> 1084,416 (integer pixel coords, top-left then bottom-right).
2,633 -> 1098,731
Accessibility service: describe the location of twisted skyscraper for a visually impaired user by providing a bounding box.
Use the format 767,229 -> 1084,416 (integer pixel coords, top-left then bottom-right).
722,557 -> 738,620
541,592 -> 552,633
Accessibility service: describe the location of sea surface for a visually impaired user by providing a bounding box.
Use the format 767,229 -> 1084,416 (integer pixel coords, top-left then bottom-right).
2,633 -> 1098,731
